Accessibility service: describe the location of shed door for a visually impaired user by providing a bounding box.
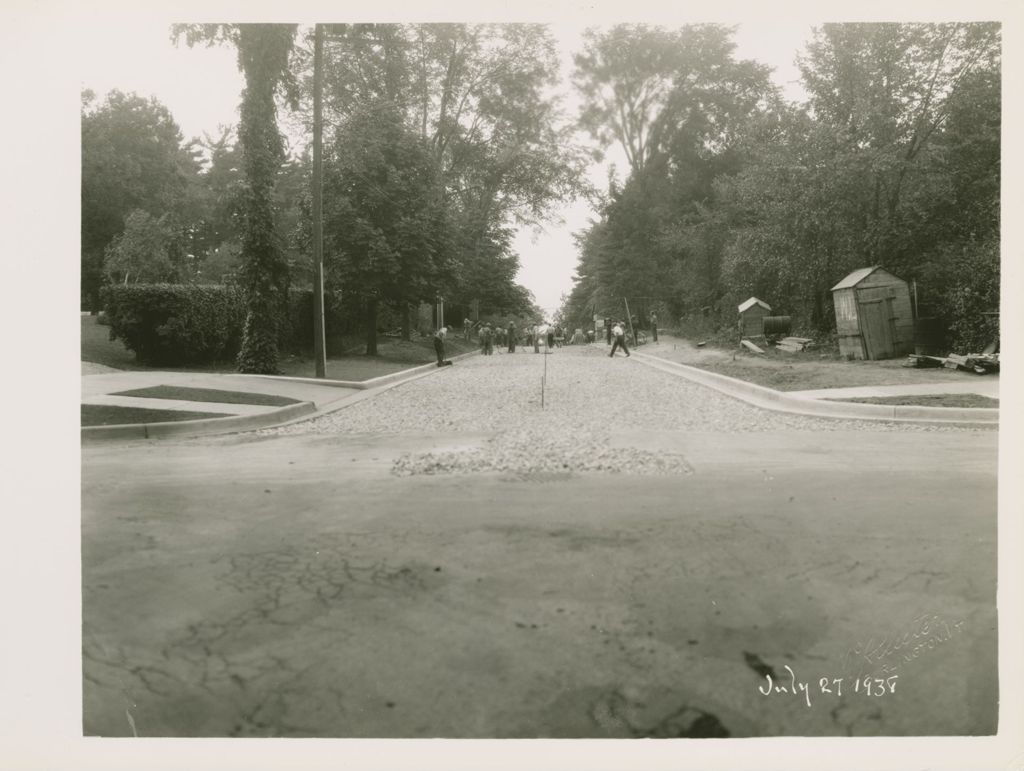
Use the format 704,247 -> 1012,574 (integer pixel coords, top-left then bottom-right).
858,298 -> 894,359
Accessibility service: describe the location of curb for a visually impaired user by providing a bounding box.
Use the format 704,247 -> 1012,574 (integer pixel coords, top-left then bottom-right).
633,352 -> 999,427
81,350 -> 480,443
81,401 -> 318,443
245,349 -> 479,391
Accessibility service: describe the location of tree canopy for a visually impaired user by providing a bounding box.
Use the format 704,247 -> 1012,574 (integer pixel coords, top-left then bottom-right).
562,22 -> 1001,352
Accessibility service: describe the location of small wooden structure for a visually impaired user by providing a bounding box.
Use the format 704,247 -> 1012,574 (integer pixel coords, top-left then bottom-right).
737,297 -> 771,338
831,266 -> 914,360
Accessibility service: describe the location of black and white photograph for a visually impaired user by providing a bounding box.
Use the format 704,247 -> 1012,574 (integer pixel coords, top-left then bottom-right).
2,0 -> 1023,768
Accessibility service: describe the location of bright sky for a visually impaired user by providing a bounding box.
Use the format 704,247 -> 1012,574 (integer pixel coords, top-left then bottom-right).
77,19 -> 818,318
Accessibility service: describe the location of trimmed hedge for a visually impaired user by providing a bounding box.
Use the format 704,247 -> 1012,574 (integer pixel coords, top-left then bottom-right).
101,284 -> 358,366
102,284 -> 247,366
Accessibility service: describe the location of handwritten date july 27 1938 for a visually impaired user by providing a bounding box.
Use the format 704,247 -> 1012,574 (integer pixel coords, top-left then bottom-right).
758,665 -> 898,708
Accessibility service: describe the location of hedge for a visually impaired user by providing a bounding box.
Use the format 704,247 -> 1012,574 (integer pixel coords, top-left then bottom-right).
101,284 -> 358,366
101,284 -> 248,366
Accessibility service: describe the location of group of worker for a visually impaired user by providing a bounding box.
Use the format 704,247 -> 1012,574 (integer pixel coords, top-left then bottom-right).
464,318 -> 570,355
434,311 -> 658,366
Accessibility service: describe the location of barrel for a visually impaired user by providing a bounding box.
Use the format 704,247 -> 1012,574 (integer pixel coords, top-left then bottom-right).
913,317 -> 946,355
762,315 -> 792,336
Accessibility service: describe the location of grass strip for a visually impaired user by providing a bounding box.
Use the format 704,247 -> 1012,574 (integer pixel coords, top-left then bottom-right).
826,394 -> 999,409
82,404 -> 233,426
110,385 -> 300,406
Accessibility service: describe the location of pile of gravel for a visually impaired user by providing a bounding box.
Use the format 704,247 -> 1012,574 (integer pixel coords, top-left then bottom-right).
260,345 -> 983,476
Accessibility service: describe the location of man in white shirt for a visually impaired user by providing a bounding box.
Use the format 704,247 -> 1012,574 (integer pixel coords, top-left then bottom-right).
609,321 -> 630,357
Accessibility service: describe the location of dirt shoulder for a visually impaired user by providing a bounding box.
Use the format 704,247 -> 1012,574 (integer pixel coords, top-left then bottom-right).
641,333 -> 996,392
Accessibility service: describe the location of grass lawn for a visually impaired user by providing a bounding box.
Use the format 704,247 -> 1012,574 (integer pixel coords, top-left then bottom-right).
110,386 -> 300,407
827,394 -> 999,409
82,316 -> 475,381
82,404 -> 233,426
646,333 -> 997,391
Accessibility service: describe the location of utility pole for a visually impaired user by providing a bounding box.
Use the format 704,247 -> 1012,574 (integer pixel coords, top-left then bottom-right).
311,23 -> 327,378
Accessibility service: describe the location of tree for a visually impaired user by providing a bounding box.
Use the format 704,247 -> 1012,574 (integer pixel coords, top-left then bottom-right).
574,24 -> 775,175
104,210 -> 190,284
174,24 -> 299,373
714,22 -> 1002,333
81,89 -> 201,311
322,104 -> 452,354
293,24 -> 587,320
568,24 -> 777,325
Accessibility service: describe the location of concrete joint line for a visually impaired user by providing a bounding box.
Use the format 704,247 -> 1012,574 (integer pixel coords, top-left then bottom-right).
633,352 -> 998,428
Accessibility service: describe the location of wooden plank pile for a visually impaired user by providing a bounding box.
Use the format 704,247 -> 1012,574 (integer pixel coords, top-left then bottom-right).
904,352 -> 1000,374
774,337 -> 813,352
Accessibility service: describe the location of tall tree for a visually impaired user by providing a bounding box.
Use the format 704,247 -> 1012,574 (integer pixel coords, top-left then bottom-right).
174,23 -> 299,373
568,24 -> 776,323
322,104 -> 452,354
293,24 -> 587,320
574,24 -> 775,175
81,89 -> 201,311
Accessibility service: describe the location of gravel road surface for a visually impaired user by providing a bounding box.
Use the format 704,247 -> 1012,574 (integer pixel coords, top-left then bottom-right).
260,345 -> 983,477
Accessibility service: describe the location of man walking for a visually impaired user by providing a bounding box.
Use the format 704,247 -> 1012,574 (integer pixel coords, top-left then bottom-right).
507,321 -> 517,353
609,320 -> 630,358
463,317 -> 473,341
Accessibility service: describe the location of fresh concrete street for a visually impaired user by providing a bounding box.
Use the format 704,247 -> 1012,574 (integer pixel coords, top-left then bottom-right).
81,347 -> 998,737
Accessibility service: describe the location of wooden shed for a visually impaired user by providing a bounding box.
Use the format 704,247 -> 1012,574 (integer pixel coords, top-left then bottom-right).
831,266 -> 915,360
737,297 -> 771,338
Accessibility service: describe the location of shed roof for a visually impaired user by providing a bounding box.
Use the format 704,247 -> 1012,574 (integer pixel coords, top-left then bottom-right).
830,265 -> 905,291
737,297 -> 771,313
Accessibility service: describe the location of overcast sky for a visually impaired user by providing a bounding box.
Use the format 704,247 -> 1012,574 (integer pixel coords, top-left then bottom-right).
77,19 -> 821,316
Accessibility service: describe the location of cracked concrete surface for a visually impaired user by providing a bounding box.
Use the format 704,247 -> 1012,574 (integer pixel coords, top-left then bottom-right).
82,423 -> 997,737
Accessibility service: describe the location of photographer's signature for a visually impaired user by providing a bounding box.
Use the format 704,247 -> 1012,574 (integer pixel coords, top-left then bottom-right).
842,612 -> 965,678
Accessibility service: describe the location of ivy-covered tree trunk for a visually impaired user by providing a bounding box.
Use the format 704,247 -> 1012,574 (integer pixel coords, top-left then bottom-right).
365,297 -> 379,355
235,25 -> 294,374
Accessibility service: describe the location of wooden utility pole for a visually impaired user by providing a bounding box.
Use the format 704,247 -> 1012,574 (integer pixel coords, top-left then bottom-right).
311,23 -> 327,377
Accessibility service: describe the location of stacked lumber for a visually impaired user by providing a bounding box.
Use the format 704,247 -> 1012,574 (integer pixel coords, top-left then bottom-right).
905,352 -> 1000,374
775,337 -> 813,352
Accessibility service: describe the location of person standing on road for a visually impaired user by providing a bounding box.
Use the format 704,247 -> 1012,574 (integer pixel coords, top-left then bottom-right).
650,311 -> 658,343
605,317 -> 612,345
463,317 -> 472,341
609,320 -> 630,358
481,323 -> 494,355
433,328 -> 451,367
507,321 -> 517,353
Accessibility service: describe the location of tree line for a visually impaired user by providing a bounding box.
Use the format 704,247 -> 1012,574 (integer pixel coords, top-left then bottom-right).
82,23 -> 586,372
559,22 -> 1000,353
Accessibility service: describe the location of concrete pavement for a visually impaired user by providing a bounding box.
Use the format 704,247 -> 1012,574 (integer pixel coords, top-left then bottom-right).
82,428 -> 997,737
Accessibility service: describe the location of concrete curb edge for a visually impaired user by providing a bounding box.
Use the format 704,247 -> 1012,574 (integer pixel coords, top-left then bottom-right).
82,401 -> 318,443
633,352 -> 999,427
81,350 -> 480,442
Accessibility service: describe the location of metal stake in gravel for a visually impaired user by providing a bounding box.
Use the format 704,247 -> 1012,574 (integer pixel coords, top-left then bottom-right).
541,347 -> 548,408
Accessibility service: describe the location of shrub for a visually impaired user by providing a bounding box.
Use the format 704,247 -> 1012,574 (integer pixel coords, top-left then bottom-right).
102,284 -> 247,366
101,284 -> 364,367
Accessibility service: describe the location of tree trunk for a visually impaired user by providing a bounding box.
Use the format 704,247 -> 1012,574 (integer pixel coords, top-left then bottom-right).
401,304 -> 411,341
365,297 -> 379,355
